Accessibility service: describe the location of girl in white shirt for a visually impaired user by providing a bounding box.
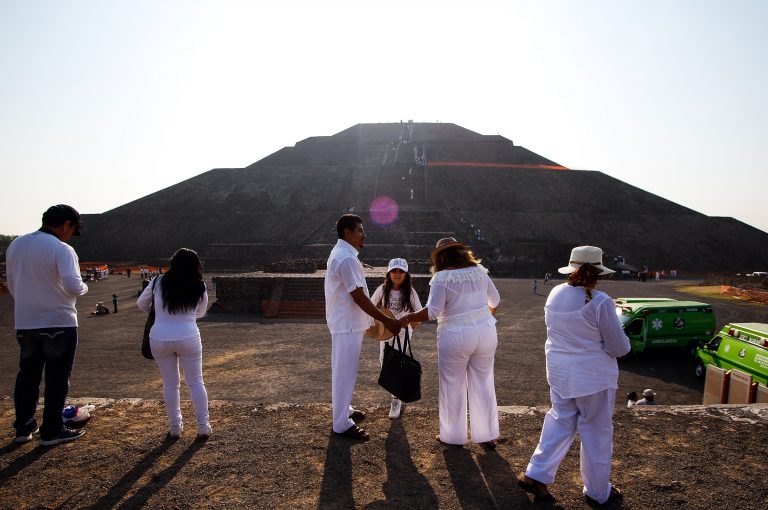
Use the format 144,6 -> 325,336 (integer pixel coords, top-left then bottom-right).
371,258 -> 422,418
137,248 -> 211,440
400,238 -> 501,447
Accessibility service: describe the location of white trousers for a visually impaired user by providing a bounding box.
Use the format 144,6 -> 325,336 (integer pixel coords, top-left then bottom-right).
151,337 -> 210,429
525,388 -> 616,504
437,323 -> 499,445
331,331 -> 364,433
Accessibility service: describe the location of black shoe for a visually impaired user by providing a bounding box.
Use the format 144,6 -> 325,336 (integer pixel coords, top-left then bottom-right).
39,427 -> 84,446
12,427 -> 40,444
585,486 -> 622,506
517,472 -> 554,501
334,425 -> 370,441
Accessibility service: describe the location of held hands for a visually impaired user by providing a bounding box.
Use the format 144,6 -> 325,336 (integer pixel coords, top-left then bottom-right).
383,317 -> 401,336
398,314 -> 412,328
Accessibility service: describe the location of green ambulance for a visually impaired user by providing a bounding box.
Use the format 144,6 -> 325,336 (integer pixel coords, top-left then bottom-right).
694,323 -> 768,385
614,298 -> 716,355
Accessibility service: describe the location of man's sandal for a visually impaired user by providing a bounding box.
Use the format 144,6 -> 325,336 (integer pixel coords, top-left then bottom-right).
336,425 -> 369,441
585,486 -> 622,505
479,437 -> 506,450
435,435 -> 464,447
349,409 -> 366,422
517,472 -> 554,501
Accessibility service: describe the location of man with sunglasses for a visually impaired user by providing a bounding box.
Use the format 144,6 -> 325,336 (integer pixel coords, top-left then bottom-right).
6,204 -> 89,445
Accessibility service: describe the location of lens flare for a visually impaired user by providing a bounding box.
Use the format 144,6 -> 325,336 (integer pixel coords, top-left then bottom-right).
369,196 -> 399,227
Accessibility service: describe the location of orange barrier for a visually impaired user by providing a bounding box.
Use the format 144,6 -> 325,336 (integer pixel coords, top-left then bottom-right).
720,286 -> 768,304
427,161 -> 569,170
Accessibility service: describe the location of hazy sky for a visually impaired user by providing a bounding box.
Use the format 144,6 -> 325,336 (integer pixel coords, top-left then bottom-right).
2,1 -> 767,235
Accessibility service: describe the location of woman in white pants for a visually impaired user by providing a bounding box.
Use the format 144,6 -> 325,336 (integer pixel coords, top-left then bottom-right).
517,246 -> 630,504
400,237 -> 500,447
137,248 -> 211,440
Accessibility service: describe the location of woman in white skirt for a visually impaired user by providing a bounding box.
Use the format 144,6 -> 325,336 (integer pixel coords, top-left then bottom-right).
400,237 -> 500,447
137,248 -> 211,440
517,246 -> 630,504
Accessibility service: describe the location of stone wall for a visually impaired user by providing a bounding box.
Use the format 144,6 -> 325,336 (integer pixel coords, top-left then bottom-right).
213,268 -> 432,317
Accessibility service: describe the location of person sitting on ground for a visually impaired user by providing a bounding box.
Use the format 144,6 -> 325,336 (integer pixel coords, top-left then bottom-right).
634,389 -> 657,405
626,391 -> 638,407
92,301 -> 109,315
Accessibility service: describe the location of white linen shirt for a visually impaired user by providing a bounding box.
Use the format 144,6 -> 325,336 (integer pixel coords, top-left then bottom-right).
6,231 -> 88,329
136,275 -> 208,341
544,283 -> 631,398
426,265 -> 500,331
324,239 -> 374,334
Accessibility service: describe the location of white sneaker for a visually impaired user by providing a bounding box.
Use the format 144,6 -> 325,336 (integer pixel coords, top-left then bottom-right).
388,398 -> 402,419
196,424 -> 212,440
168,423 -> 183,439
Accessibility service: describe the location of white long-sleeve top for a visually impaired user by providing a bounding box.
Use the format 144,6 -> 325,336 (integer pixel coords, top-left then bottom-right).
6,231 -> 88,329
426,265 -> 500,332
137,275 -> 208,341
544,283 -> 631,398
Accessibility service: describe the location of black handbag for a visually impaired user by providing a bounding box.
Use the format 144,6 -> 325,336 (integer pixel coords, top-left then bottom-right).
378,329 -> 421,403
141,279 -> 157,360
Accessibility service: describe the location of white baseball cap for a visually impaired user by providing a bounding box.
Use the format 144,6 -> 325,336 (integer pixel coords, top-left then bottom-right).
387,258 -> 409,273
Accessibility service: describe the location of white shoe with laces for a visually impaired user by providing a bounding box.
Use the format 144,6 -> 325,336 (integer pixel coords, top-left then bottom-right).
168,423 -> 183,439
197,423 -> 212,440
388,398 -> 402,419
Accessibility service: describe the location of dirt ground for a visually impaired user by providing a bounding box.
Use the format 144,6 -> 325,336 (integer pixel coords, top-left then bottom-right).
1,275 -> 768,509
1,398 -> 767,510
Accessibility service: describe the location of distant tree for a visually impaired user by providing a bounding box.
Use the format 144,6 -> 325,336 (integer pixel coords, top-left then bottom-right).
0,234 -> 18,262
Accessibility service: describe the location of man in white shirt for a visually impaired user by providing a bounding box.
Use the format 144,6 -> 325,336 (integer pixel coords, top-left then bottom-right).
7,205 -> 89,446
325,214 -> 400,440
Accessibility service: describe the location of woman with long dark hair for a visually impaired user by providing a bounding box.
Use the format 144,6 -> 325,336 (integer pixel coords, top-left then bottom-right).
399,238 -> 501,447
517,246 -> 630,504
137,248 -> 211,440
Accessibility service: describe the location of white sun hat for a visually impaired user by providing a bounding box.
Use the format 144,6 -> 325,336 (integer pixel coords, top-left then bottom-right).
387,258 -> 409,273
558,246 -> 615,275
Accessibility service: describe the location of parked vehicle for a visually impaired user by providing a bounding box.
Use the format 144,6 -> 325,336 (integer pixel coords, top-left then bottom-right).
694,323 -> 768,384
614,298 -> 716,355
614,298 -> 675,304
